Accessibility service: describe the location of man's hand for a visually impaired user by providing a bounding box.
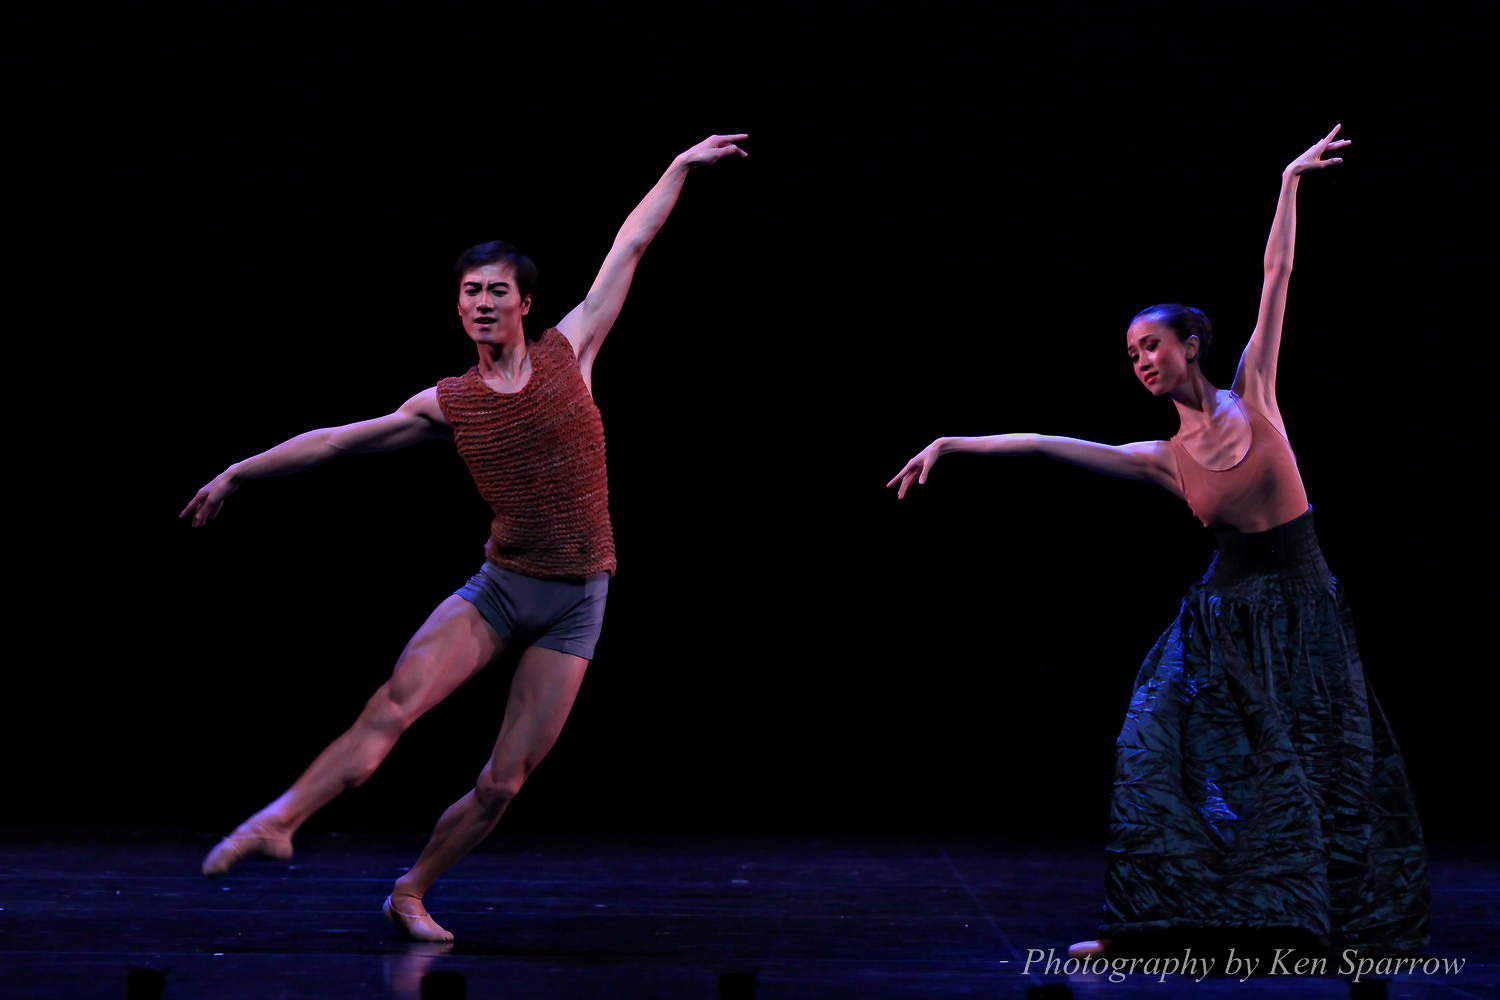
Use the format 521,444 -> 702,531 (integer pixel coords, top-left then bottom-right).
181,469 -> 241,527
676,134 -> 749,169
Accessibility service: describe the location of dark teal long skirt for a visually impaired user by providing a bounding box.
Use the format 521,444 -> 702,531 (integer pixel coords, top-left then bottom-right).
1103,509 -> 1429,953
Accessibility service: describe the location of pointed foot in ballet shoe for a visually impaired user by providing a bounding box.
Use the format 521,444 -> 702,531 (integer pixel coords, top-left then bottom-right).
1068,938 -> 1111,959
384,895 -> 455,943
201,829 -> 294,878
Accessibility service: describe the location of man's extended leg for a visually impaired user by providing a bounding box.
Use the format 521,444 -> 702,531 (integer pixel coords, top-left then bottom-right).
383,644 -> 589,941
202,596 -> 505,876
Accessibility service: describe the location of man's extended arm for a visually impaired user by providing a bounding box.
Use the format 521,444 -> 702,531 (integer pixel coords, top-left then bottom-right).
557,134 -> 748,389
180,387 -> 448,527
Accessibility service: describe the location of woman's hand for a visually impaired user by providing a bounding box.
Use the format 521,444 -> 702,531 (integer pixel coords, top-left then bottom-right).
1284,124 -> 1351,177
674,134 -> 749,169
887,440 -> 944,499
180,468 -> 241,527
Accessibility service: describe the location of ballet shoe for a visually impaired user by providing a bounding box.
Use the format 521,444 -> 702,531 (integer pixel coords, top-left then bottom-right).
201,827 -> 294,877
1068,938 -> 1112,959
384,894 -> 455,943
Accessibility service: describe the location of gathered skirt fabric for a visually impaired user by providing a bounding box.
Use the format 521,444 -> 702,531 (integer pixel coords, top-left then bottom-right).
1103,510 -> 1429,953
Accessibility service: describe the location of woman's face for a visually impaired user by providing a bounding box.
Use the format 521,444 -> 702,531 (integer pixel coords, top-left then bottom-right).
1126,319 -> 1195,395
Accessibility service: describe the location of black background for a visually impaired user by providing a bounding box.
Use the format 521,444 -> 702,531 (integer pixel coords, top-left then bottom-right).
18,1 -> 1493,841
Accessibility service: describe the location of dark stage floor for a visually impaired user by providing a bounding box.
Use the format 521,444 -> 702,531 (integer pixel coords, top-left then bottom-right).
1,830 -> 1491,999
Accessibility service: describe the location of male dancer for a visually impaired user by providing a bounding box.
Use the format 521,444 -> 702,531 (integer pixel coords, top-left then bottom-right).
182,133 -> 748,942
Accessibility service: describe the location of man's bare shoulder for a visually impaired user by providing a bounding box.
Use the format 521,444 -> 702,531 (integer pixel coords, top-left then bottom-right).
401,385 -> 449,430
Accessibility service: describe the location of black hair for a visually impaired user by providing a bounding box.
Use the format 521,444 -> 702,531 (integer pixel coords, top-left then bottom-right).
1132,303 -> 1212,362
453,241 -> 539,301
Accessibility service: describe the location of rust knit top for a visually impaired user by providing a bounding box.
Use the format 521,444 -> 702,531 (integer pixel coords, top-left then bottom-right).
1170,395 -> 1309,533
436,327 -> 616,580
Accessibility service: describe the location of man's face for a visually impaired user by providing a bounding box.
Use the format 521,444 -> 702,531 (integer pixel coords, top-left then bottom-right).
457,263 -> 531,343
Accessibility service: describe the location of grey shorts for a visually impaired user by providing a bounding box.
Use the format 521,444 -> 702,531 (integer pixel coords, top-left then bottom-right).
454,562 -> 609,660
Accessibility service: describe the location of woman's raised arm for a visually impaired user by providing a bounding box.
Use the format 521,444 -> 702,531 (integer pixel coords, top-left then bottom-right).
1233,125 -> 1351,422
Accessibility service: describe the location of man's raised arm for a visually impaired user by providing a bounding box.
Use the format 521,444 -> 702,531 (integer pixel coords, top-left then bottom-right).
558,134 -> 747,387
180,387 -> 449,527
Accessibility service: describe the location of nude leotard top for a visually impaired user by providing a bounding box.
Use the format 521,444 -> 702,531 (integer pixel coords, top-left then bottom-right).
1170,396 -> 1309,533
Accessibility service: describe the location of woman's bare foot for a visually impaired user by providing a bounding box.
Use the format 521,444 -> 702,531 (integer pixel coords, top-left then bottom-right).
201,814 -> 294,877
383,893 -> 455,943
1068,938 -> 1112,958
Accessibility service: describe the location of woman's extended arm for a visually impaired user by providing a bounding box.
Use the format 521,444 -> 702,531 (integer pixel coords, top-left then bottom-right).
1233,125 -> 1350,421
180,387 -> 449,527
887,434 -> 1181,499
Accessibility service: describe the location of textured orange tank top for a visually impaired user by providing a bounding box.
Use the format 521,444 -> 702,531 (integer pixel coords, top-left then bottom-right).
436,327 -> 616,579
1170,396 -> 1309,533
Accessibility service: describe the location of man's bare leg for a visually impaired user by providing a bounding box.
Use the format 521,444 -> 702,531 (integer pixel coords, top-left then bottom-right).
383,645 -> 589,941
203,596 -> 504,876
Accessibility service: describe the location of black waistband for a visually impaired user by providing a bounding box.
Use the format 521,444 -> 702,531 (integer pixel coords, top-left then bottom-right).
1201,507 -> 1335,597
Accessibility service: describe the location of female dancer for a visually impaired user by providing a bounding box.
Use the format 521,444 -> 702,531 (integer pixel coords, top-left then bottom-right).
889,126 -> 1428,957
